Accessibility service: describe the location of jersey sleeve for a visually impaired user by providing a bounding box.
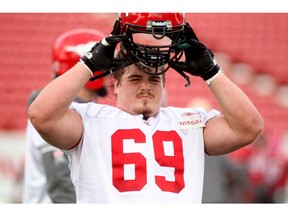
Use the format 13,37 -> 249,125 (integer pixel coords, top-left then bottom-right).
203,109 -> 221,125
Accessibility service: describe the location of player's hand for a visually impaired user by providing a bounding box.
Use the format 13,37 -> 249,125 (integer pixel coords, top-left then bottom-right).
171,23 -> 220,82
109,19 -> 134,71
80,34 -> 126,74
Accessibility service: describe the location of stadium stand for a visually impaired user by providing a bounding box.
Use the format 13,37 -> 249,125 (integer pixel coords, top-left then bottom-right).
0,13 -> 287,138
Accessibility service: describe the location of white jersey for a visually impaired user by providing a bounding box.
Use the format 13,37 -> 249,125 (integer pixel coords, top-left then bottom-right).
66,102 -> 220,203
22,120 -> 53,203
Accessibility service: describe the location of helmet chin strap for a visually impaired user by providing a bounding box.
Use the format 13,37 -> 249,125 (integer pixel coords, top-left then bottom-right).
170,64 -> 191,87
89,50 -> 191,88
89,70 -> 112,81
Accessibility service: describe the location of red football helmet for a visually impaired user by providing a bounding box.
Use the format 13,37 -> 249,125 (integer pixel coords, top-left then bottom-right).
118,13 -> 187,75
52,28 -> 106,92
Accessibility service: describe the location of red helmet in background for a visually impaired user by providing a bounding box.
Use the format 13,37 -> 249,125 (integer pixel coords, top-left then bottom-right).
118,13 -> 186,75
52,28 -> 107,93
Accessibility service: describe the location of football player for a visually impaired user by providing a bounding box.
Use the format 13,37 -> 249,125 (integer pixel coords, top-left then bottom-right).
28,13 -> 263,203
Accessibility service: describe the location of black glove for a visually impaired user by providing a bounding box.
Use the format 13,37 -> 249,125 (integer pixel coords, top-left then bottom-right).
171,22 -> 220,82
80,35 -> 125,73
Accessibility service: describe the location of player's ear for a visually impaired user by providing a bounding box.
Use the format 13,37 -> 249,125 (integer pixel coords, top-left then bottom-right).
113,77 -> 119,96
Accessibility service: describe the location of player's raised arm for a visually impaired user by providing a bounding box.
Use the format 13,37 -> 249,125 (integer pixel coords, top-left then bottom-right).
28,35 -> 124,150
204,72 -> 264,155
171,23 -> 264,156
28,63 -> 90,150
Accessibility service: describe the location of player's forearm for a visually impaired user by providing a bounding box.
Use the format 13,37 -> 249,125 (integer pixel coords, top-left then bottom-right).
209,73 -> 264,144
28,63 -> 91,135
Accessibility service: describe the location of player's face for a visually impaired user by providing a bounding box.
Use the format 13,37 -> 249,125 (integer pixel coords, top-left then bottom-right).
114,64 -> 165,118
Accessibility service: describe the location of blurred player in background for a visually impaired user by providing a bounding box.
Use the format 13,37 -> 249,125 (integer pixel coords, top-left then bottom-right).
22,28 -> 107,203
28,13 -> 264,203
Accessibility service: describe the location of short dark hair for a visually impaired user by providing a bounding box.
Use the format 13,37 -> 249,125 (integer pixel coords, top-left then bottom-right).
112,50 -> 126,84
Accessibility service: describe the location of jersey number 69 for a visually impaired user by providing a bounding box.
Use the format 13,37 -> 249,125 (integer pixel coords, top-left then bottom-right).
112,128 -> 185,193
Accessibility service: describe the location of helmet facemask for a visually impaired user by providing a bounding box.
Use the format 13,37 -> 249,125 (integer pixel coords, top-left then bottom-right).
119,14 -> 187,76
